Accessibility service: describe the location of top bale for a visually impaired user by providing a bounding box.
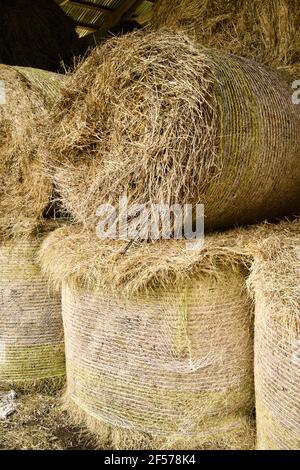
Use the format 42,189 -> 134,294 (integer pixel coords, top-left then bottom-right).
46,31 -> 300,235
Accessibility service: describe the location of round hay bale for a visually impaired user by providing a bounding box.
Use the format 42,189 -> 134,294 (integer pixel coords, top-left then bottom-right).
0,0 -> 81,72
39,226 -> 255,449
0,235 -> 65,391
150,0 -> 300,73
48,31 -> 300,235
62,271 -> 254,450
248,224 -> 300,449
0,65 -> 64,239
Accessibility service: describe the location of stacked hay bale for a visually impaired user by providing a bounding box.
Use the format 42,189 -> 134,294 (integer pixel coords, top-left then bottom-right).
39,31 -> 300,448
0,232 -> 65,391
248,221 -> 300,450
0,65 -> 64,238
40,226 -> 255,450
150,0 -> 300,76
45,32 -> 300,234
0,0 -> 81,72
0,65 -> 65,390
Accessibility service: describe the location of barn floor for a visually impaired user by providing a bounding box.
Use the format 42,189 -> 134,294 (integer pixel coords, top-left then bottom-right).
0,391 -> 97,450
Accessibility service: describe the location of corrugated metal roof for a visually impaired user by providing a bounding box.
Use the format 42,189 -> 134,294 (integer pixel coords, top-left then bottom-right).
55,0 -> 154,38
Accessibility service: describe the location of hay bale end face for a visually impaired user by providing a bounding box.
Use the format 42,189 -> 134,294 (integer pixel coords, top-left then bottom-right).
0,0 -> 81,72
49,32 -> 300,235
0,236 -> 65,390
0,65 -> 64,239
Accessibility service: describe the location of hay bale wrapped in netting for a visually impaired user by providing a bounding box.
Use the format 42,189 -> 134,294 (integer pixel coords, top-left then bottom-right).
150,0 -> 300,74
39,225 -> 255,450
0,64 -> 64,239
0,0 -> 81,72
47,31 -> 300,235
0,227 -> 65,391
248,220 -> 300,450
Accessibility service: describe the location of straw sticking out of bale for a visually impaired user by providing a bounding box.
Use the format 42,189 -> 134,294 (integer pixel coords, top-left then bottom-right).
0,0 -> 81,72
45,31 -> 216,229
150,0 -> 300,75
46,32 -> 300,236
0,233 -> 65,390
38,224 -> 250,297
61,261 -> 254,449
247,222 -> 300,449
0,65 -> 64,239
38,219 -> 300,297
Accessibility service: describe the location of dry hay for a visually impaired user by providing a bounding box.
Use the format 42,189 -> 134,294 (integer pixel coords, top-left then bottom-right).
0,0 -> 81,72
247,220 -> 300,449
45,31 -> 300,236
0,228 -> 65,390
150,0 -> 300,76
38,219 -> 300,297
39,224 -> 255,450
0,65 -> 65,239
39,217 -> 300,450
38,224 -> 251,297
0,391 -> 97,450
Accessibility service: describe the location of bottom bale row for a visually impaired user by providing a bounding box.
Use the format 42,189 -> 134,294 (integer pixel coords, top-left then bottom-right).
0,220 -> 299,450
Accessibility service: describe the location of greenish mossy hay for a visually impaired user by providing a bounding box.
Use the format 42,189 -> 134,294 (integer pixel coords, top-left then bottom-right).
64,397 -> 256,450
0,376 -> 65,394
45,31 -> 300,235
0,235 -> 65,389
0,64 -> 64,239
49,227 -> 254,449
247,222 -> 300,450
150,0 -> 300,73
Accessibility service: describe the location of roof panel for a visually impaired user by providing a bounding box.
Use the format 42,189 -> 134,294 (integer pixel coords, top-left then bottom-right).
56,0 -> 154,37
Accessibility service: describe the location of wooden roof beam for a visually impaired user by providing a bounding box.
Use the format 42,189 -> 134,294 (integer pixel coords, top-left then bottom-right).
83,0 -> 151,44
100,0 -> 143,33
61,1 -> 114,14
75,21 -> 98,31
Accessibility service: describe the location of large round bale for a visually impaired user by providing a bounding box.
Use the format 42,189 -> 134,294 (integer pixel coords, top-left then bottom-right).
48,32 -> 300,235
150,0 -> 300,74
0,65 -> 64,239
0,231 -> 65,391
248,221 -> 300,450
39,226 -> 255,450
0,0 -> 81,72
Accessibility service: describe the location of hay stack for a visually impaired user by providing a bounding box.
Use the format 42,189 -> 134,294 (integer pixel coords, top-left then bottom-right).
0,65 -> 64,239
39,226 -> 255,450
0,0 -> 81,72
47,32 -> 300,235
248,221 -> 300,449
150,0 -> 300,75
0,230 -> 65,391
